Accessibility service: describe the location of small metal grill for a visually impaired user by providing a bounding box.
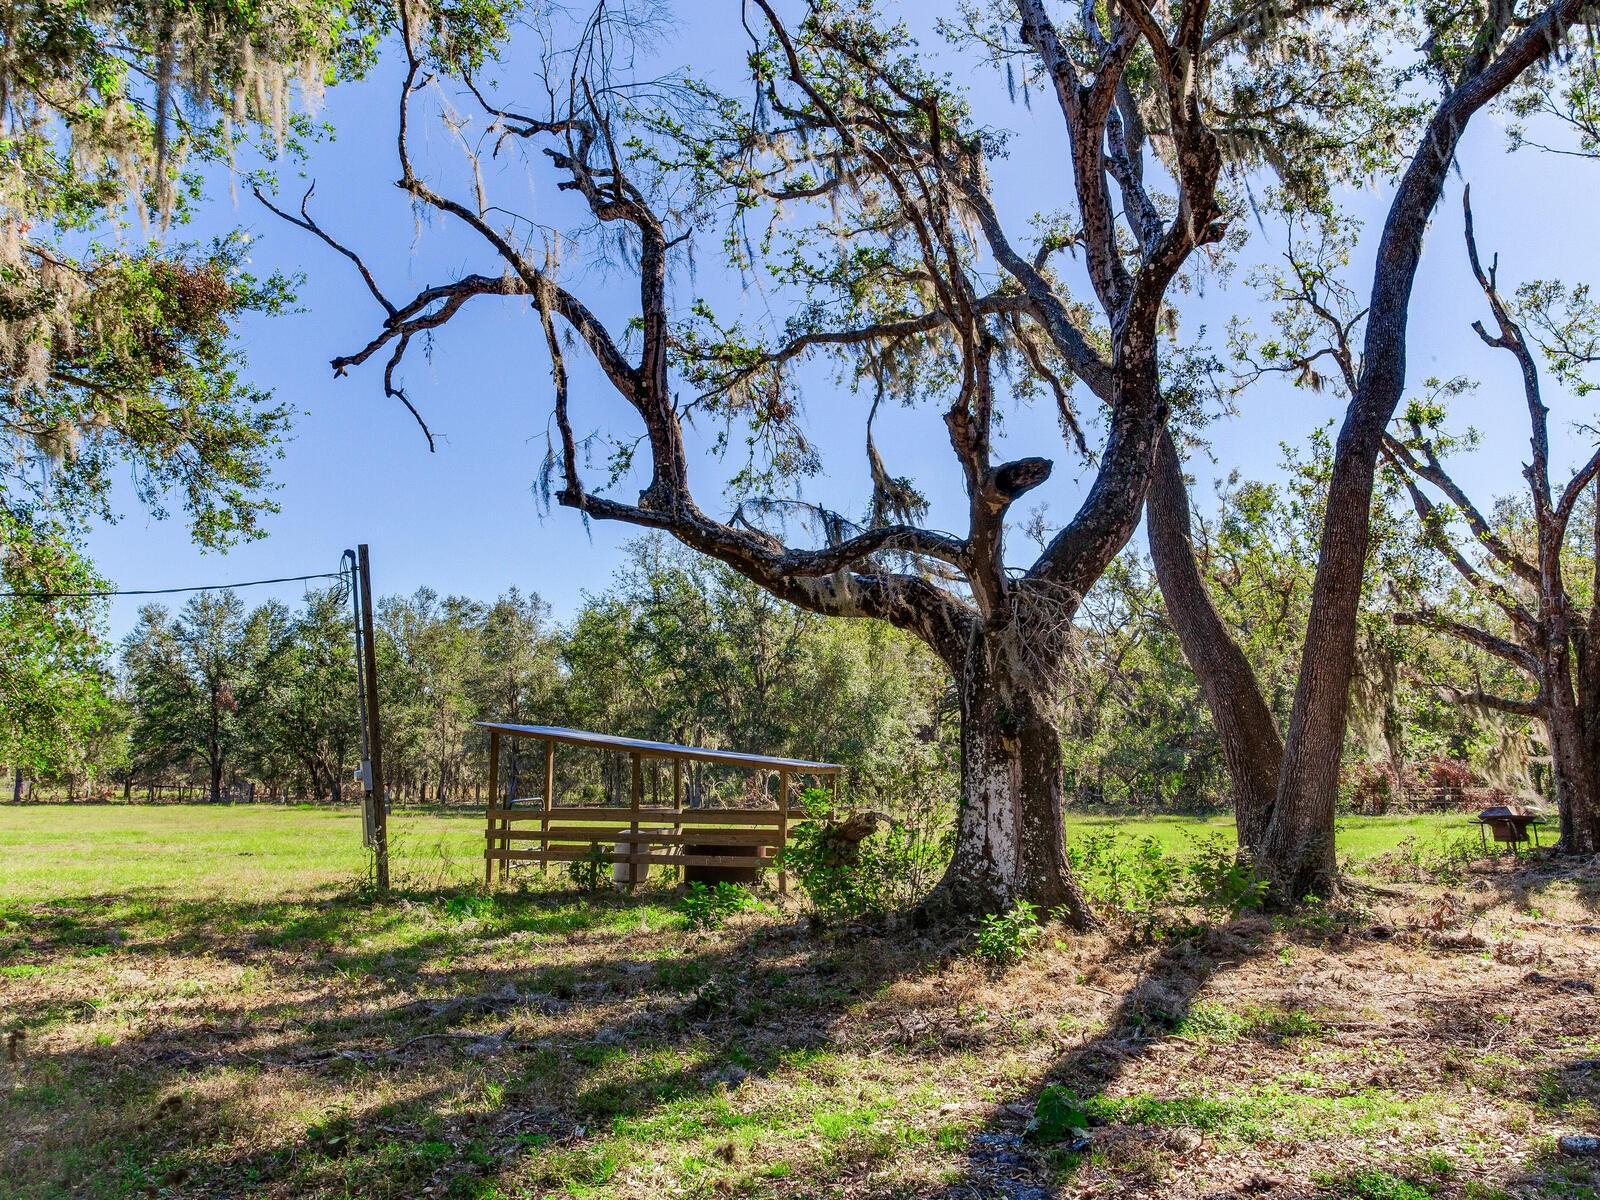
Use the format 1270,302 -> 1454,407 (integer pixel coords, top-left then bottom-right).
1474,805 -> 1545,852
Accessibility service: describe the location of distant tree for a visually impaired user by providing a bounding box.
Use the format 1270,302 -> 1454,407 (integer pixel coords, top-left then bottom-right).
557,537 -> 948,801
471,588 -> 559,797
376,589 -> 486,802
1063,553 -> 1222,810
0,514 -> 109,779
246,589 -> 360,801
122,592 -> 280,801
1385,202 -> 1600,852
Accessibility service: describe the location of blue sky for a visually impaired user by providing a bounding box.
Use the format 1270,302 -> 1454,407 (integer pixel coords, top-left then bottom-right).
82,3 -> 1600,644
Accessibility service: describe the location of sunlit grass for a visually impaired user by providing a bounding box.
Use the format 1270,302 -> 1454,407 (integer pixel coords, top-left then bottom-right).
0,804 -> 1481,903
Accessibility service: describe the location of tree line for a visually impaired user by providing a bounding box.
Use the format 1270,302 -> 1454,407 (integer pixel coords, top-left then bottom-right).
12,502 -> 1553,835
21,540 -> 952,816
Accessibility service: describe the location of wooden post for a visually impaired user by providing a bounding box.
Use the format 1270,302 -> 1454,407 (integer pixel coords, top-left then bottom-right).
357,544 -> 389,892
672,759 -> 683,828
629,751 -> 643,890
542,738 -> 555,877
778,768 -> 790,895
486,728 -> 500,887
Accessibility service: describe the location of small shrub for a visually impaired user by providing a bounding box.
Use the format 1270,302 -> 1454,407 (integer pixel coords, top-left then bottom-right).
566,843 -> 610,893
975,900 -> 1044,963
776,787 -> 941,921
1026,1083 -> 1092,1145
441,893 -> 495,921
1326,1168 -> 1434,1200
1173,1001 -> 1248,1042
1362,834 -> 1481,884
1182,833 -> 1269,914
676,881 -> 756,930
1069,830 -> 1181,939
1067,829 -> 1267,940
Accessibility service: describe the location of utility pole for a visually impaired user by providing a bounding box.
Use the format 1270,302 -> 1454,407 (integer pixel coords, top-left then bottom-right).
351,544 -> 389,891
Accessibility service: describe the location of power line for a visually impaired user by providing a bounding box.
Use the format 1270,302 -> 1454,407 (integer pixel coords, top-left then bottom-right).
0,570 -> 347,601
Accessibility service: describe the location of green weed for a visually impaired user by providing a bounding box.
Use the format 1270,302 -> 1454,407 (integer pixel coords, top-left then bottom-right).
974,900 -> 1044,963
676,881 -> 756,929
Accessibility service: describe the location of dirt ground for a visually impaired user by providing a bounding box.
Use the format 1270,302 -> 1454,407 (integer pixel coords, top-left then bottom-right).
2,848 -> 1598,1199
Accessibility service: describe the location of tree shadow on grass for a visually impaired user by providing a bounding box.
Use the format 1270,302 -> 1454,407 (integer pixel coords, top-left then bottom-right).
917,916 -> 1278,1200
1464,851 -> 1600,919
2,880 -> 966,1198
8,878 -> 1529,1200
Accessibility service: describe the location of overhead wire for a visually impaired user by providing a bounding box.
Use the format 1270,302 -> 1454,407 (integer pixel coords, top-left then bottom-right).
0,570 -> 347,601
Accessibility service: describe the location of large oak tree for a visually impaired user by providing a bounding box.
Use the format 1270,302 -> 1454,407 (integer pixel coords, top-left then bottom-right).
284,0 -> 1419,918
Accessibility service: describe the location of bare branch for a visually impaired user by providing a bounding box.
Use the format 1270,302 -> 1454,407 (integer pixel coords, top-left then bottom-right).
1393,609 -> 1540,674
1430,682 -> 1542,718
1381,435 -> 1537,628
254,185 -> 397,320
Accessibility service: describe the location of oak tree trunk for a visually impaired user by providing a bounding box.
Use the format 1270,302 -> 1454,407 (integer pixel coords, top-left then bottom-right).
1261,26 -> 1569,900
1548,655 -> 1600,854
932,631 -> 1096,929
1264,372 -> 1384,902
1147,431 -> 1284,854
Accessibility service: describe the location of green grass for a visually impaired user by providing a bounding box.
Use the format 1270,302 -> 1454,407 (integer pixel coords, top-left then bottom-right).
0,804 -> 1475,902
0,803 -> 484,901
1085,1081 -> 1452,1143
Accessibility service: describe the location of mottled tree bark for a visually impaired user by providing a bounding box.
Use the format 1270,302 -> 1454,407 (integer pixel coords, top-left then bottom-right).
933,629 -> 1094,925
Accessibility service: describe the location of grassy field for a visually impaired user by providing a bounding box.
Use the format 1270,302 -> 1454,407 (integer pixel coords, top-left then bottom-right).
0,804 -> 1480,902
2,805 -> 1597,1200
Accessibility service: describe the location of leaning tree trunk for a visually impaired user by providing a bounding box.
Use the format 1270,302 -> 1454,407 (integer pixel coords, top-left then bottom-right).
1263,379 -> 1383,903
1581,706 -> 1600,855
932,630 -> 1096,929
1584,484 -> 1600,852
1261,13 -> 1583,901
1147,431 -> 1284,854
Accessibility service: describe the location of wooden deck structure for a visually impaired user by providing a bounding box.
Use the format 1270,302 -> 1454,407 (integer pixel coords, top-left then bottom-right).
476,722 -> 843,892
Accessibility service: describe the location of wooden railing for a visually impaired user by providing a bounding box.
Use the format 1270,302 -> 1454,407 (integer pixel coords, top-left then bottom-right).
483,804 -> 811,888
477,721 -> 842,894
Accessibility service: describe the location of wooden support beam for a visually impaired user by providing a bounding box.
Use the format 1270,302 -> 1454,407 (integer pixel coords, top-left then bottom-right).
486,728 -> 500,887
672,758 -> 683,882
778,768 -> 790,895
629,751 -> 642,890
542,738 -> 555,877
357,544 -> 388,892
490,828 -> 784,847
488,848 -> 771,869
481,806 -> 808,825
